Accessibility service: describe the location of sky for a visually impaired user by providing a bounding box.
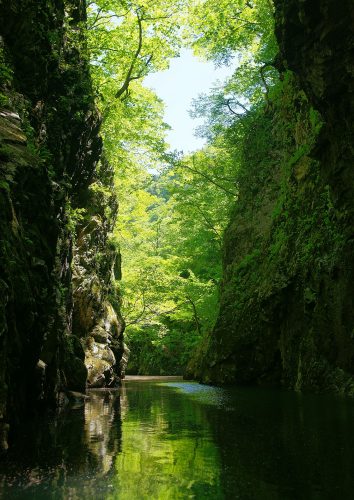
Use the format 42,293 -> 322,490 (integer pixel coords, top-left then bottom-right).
145,49 -> 234,153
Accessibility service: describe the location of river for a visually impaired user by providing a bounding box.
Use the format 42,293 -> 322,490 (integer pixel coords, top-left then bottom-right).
1,377 -> 354,499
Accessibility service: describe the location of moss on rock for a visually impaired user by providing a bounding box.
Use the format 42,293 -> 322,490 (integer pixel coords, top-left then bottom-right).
193,40 -> 354,394
0,0 -> 124,451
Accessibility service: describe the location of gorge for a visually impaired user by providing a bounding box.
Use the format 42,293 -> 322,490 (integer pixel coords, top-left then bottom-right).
1,0 -> 354,496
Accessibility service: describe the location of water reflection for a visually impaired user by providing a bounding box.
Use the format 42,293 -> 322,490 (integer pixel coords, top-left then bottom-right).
0,391 -> 122,499
1,381 -> 354,499
170,383 -> 354,499
84,391 -> 122,476
112,381 -> 222,499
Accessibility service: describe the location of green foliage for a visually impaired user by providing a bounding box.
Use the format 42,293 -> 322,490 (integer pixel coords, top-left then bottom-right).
87,0 -> 185,109
65,201 -> 86,232
125,325 -> 201,375
84,0 -> 284,375
0,180 -> 10,192
85,0 -> 235,374
186,0 -> 276,64
0,43 -> 13,106
116,157 -> 229,374
186,0 -> 279,141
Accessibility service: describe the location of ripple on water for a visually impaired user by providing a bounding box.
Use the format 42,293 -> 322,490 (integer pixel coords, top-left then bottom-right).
159,381 -> 231,409
2,380 -> 354,499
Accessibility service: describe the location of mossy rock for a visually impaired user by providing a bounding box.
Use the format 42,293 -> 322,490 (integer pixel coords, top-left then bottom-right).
63,356 -> 87,393
85,356 -> 111,388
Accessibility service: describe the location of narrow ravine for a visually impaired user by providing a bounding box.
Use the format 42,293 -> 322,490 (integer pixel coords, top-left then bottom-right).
1,0 -> 354,497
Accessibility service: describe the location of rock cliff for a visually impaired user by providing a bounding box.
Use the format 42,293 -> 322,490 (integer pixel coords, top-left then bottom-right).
0,0 -> 124,451
191,0 -> 354,393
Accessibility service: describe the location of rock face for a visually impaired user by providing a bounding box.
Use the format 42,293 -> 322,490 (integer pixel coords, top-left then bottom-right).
0,0 -> 124,451
72,158 -> 126,388
191,0 -> 354,393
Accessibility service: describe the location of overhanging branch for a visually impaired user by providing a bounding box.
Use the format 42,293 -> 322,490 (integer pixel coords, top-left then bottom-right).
115,10 -> 147,100
179,161 -> 237,197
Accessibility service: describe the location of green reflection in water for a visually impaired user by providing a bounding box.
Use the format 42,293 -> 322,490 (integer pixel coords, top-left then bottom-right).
110,381 -> 223,499
2,380 -> 354,499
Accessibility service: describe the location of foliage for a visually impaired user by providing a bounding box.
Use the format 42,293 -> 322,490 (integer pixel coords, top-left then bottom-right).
65,201 -> 86,233
84,0 -> 281,374
0,44 -> 12,106
115,148 -> 235,374
187,0 -> 278,140
186,0 -> 275,64
86,0 -> 185,107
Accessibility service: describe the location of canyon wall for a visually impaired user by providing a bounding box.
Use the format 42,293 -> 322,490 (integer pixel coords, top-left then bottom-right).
191,0 -> 354,393
0,0 -> 124,451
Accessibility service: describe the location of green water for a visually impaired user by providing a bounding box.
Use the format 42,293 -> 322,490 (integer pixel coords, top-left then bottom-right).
1,379 -> 354,499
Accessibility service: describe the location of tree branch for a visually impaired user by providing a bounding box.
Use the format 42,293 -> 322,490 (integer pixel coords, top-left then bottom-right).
230,98 -> 248,113
125,302 -> 185,327
124,290 -> 147,327
87,8 -> 130,30
88,7 -> 102,29
224,98 -> 247,117
186,296 -> 202,336
259,62 -> 275,105
115,9 -> 145,100
230,15 -> 260,28
195,206 -> 222,245
179,160 -> 237,197
142,14 -> 172,21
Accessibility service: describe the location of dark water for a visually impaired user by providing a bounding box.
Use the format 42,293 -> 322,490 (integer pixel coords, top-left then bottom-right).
1,379 -> 354,499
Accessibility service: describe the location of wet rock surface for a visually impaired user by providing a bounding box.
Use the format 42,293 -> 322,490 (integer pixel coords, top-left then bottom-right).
0,0 -> 125,451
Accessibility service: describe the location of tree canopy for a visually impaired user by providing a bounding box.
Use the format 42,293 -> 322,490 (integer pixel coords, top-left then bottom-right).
84,0 -> 278,374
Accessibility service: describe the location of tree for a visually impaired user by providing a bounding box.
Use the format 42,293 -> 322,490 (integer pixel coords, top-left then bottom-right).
83,0 -> 279,375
